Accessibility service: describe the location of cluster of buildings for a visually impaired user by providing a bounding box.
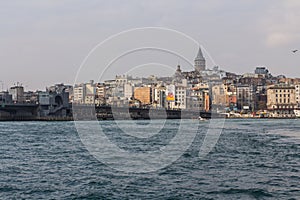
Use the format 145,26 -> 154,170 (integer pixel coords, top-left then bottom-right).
1,48 -> 300,118
0,83 -> 72,118
71,48 -> 212,112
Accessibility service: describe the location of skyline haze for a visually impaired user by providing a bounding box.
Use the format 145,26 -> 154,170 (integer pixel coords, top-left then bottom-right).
1,0 -> 300,90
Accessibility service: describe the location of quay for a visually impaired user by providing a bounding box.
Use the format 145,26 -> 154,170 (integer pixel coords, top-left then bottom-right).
0,104 -> 216,121
0,104 -> 297,121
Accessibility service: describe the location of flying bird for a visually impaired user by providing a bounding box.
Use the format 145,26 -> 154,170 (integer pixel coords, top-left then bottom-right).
292,49 -> 298,53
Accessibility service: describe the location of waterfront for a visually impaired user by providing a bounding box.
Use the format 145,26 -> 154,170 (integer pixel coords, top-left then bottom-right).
0,119 -> 299,199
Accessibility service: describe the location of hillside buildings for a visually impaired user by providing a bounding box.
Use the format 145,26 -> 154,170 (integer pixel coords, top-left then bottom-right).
61,48 -> 300,118
1,47 -> 300,119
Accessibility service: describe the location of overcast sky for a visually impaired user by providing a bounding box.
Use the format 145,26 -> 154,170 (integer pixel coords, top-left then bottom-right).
1,0 -> 300,90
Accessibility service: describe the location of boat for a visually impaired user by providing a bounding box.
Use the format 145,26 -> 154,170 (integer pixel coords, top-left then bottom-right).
294,109 -> 300,118
198,116 -> 208,121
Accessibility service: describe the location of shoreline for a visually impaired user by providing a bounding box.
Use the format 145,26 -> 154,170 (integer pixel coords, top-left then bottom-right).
0,117 -> 298,122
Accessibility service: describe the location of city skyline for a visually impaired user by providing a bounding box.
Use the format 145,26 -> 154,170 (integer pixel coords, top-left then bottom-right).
1,1 -> 300,90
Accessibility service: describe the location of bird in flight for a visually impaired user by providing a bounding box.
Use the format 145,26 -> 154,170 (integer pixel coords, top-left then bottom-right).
292,49 -> 298,53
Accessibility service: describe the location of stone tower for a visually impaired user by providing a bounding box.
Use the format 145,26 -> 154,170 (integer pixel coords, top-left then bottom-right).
194,47 -> 206,72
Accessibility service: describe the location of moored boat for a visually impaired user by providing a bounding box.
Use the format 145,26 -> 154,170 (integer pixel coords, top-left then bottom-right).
294,109 -> 300,118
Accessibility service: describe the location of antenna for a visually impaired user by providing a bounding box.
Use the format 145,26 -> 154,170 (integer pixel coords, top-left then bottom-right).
0,81 -> 3,91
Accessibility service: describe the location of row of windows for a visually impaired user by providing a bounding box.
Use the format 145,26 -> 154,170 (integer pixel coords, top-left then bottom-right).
275,94 -> 290,97
272,110 -> 293,115
191,104 -> 203,107
275,89 -> 293,93
272,105 -> 295,109
275,99 -> 290,103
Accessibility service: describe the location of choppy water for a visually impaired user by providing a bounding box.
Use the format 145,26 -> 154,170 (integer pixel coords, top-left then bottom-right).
0,119 -> 299,199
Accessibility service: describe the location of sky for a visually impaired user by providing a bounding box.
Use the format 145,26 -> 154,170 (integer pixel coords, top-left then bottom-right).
0,0 -> 300,90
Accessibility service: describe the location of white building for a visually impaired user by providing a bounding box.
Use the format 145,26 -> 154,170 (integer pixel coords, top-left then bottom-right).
267,84 -> 296,118
73,80 -> 96,104
115,75 -> 128,85
174,86 -> 187,109
85,80 -> 96,104
124,83 -> 134,99
154,86 -> 166,108
9,85 -> 24,103
200,66 -> 227,81
73,84 -> 85,104
295,84 -> 300,106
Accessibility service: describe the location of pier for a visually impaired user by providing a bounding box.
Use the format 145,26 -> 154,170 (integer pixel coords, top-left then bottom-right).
0,103 -> 38,121
0,104 -> 216,121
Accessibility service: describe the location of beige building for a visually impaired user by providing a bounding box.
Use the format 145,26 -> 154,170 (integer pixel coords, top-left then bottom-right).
73,80 -> 96,104
187,85 -> 210,111
212,84 -> 237,109
95,83 -> 106,105
212,84 -> 227,106
267,84 -> 296,118
134,87 -> 152,105
84,80 -> 96,104
295,84 -> 300,105
73,84 -> 85,104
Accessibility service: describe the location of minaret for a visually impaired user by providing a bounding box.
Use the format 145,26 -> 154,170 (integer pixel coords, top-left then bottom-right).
194,47 -> 206,72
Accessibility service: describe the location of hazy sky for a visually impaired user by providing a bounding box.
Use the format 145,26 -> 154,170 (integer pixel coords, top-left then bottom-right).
1,0 -> 300,90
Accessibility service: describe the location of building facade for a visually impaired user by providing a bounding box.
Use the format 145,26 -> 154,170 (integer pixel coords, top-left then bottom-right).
267,84 -> 296,118
73,84 -> 86,104
9,86 -> 25,103
134,87 -> 152,105
236,84 -> 255,111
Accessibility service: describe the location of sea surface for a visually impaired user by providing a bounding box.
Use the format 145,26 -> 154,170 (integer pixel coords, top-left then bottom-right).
0,119 -> 299,199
